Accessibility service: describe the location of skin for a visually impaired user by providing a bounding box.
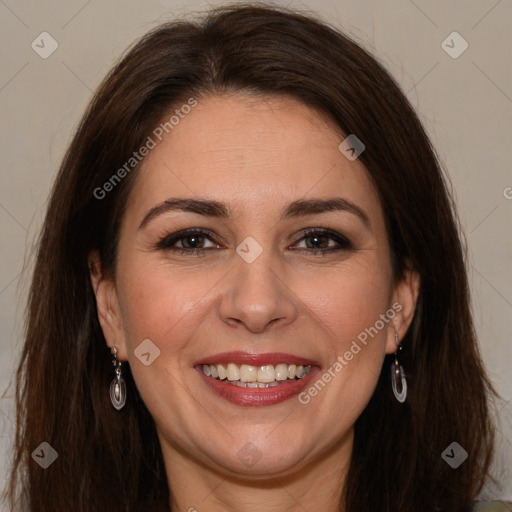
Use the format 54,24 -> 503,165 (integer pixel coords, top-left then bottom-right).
90,94 -> 419,512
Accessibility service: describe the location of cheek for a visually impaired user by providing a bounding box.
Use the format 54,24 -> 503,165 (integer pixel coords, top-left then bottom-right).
301,257 -> 393,345
296,265 -> 392,424
115,264 -> 206,415
116,267 -> 205,350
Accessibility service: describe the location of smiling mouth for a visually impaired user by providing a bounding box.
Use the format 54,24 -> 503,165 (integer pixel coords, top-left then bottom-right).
202,363 -> 312,388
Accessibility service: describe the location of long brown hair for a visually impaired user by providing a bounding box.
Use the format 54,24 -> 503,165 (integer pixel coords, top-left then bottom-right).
5,4 -> 496,511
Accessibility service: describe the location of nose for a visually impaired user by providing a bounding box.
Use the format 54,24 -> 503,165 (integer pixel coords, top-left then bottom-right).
219,250 -> 299,334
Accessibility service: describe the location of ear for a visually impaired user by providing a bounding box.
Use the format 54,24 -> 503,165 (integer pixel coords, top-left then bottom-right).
385,262 -> 420,355
88,250 -> 128,361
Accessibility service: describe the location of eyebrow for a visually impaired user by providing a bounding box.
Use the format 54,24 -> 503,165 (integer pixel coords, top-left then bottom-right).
138,197 -> 371,230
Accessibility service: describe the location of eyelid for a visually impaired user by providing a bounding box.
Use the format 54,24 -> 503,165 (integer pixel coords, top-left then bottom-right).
293,227 -> 350,242
154,228 -> 220,251
289,227 -> 352,251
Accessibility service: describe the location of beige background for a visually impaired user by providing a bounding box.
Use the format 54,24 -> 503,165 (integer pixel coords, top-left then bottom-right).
0,0 -> 511,501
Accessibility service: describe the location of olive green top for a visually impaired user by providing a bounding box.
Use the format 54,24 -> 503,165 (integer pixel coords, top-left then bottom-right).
472,501 -> 512,511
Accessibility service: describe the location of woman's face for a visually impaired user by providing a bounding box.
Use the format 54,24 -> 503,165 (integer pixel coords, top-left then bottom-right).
93,93 -> 417,479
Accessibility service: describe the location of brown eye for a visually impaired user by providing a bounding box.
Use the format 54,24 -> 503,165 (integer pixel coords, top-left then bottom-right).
155,228 -> 220,254
292,228 -> 352,255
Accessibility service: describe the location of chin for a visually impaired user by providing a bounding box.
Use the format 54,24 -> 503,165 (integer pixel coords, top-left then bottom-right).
199,433 -> 316,478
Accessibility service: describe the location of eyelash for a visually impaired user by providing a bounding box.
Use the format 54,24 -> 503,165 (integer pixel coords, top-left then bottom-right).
155,227 -> 353,256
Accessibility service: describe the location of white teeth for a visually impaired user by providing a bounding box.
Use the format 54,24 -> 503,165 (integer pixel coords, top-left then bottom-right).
258,365 -> 275,383
226,379 -> 294,388
201,362 -> 312,385
239,364 -> 258,382
275,363 -> 288,381
217,364 -> 227,380
227,363 -> 240,381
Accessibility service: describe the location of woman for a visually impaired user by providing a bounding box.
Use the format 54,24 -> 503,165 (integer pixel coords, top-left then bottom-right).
4,4 -> 505,511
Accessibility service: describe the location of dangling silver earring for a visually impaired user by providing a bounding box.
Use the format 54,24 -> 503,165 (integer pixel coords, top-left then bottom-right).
110,346 -> 127,410
391,330 -> 407,403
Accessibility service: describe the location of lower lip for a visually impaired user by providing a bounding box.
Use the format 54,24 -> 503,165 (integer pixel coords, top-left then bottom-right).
195,366 -> 319,406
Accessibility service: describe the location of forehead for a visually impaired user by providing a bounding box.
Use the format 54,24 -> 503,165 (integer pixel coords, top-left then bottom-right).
125,93 -> 382,223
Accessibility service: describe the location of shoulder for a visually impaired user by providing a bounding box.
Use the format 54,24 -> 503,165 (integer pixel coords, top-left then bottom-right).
471,501 -> 512,511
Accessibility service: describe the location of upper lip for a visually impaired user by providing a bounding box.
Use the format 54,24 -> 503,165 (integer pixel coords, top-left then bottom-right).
194,351 -> 319,367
